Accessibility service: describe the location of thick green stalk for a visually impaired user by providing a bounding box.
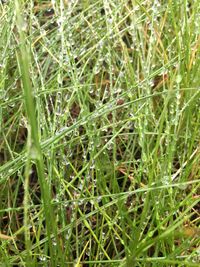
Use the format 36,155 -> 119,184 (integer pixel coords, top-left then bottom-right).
15,0 -> 56,264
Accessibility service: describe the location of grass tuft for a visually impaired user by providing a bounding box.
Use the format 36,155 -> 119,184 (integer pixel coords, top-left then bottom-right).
0,0 -> 199,266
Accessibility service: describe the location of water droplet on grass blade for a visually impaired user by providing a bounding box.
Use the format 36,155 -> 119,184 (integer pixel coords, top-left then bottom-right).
57,73 -> 62,84
176,75 -> 182,84
8,169 -> 14,174
39,255 -> 47,262
30,146 -> 40,160
148,231 -> 154,238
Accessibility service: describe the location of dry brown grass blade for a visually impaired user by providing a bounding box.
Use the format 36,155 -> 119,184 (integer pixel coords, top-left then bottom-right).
0,232 -> 15,240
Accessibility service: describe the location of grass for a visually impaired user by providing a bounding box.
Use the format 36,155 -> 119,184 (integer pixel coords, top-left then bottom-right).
0,0 -> 199,266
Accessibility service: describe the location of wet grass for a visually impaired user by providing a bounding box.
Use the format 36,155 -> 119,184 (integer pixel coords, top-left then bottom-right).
0,0 -> 200,266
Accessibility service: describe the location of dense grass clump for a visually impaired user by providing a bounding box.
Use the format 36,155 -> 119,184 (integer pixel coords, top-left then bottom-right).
0,0 -> 199,266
